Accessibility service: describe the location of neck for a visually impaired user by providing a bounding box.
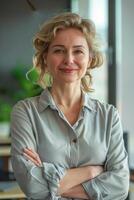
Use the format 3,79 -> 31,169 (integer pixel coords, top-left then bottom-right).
50,83 -> 82,108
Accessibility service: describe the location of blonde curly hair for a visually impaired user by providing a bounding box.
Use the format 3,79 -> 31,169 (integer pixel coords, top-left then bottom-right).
33,12 -> 103,92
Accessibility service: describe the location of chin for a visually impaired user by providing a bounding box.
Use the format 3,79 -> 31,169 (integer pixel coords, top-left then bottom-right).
60,78 -> 81,84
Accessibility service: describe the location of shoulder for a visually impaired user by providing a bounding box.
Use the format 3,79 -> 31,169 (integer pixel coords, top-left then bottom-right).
11,88 -> 50,116
85,93 -> 118,118
86,96 -> 121,130
11,95 -> 40,116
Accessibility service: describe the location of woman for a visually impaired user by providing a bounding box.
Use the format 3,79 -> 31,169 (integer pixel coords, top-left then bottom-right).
11,12 -> 129,199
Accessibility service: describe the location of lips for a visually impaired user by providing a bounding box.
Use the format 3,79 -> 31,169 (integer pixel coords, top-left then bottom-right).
59,68 -> 78,73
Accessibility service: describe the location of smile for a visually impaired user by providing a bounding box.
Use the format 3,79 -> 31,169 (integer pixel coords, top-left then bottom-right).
59,68 -> 78,73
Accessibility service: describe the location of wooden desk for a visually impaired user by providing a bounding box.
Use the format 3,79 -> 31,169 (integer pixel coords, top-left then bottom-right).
0,138 -> 11,171
0,137 -> 11,157
0,137 -> 11,145
0,145 -> 10,156
0,137 -> 25,199
0,183 -> 25,199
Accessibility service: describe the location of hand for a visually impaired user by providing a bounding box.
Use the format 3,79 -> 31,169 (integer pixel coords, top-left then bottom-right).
23,148 -> 42,167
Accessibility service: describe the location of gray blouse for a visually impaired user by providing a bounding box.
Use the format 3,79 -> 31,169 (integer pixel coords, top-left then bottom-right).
10,89 -> 129,200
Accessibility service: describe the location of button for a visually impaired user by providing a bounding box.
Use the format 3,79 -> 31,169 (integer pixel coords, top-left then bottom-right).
72,138 -> 77,143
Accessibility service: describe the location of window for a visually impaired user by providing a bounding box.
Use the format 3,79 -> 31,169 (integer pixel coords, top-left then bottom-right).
71,0 -> 108,102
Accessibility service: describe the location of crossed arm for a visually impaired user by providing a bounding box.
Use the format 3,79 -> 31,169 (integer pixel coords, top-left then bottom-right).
23,148 -> 103,199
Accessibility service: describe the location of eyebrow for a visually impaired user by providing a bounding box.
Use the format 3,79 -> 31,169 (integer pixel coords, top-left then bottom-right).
51,45 -> 86,49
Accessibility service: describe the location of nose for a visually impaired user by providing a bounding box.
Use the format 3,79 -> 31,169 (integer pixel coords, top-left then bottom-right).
64,51 -> 74,65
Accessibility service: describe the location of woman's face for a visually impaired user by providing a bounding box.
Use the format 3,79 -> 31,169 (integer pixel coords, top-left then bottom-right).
45,28 -> 91,86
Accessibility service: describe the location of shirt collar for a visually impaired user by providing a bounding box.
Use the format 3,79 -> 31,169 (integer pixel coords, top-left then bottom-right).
38,88 -> 97,113
82,91 -> 97,112
38,88 -> 57,112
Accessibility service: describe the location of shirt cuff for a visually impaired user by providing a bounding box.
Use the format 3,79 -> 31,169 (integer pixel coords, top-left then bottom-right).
82,179 -> 101,200
42,162 -> 66,198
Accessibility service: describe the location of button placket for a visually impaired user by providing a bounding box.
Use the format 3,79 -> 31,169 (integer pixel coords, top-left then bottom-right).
72,138 -> 77,143
67,123 -> 80,167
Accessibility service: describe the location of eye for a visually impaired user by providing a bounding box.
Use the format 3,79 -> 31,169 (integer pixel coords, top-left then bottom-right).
53,49 -> 65,54
74,49 -> 84,54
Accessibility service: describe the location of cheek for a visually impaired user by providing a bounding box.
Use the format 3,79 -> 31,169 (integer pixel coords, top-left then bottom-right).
79,59 -> 89,76
82,67 -> 88,76
47,56 -> 61,68
80,59 -> 89,70
79,54 -> 90,64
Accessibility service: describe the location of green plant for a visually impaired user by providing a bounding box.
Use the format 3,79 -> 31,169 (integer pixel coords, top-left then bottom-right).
11,64 -> 42,101
0,100 -> 12,122
0,64 -> 42,122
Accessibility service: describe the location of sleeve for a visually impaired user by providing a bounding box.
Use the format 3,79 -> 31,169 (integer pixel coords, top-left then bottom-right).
10,101 -> 66,200
82,107 -> 130,200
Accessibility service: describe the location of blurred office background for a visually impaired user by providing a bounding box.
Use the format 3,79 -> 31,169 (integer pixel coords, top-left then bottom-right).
0,0 -> 134,199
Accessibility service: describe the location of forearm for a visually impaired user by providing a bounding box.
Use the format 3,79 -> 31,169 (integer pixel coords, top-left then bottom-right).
12,149 -> 66,199
22,148 -> 93,197
62,184 -> 89,199
58,165 -> 103,195
58,166 -> 90,194
11,155 -> 50,199
22,148 -> 103,198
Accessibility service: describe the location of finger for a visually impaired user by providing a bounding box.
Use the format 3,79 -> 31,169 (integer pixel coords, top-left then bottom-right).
23,149 -> 42,165
24,148 -> 39,160
23,152 -> 41,166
